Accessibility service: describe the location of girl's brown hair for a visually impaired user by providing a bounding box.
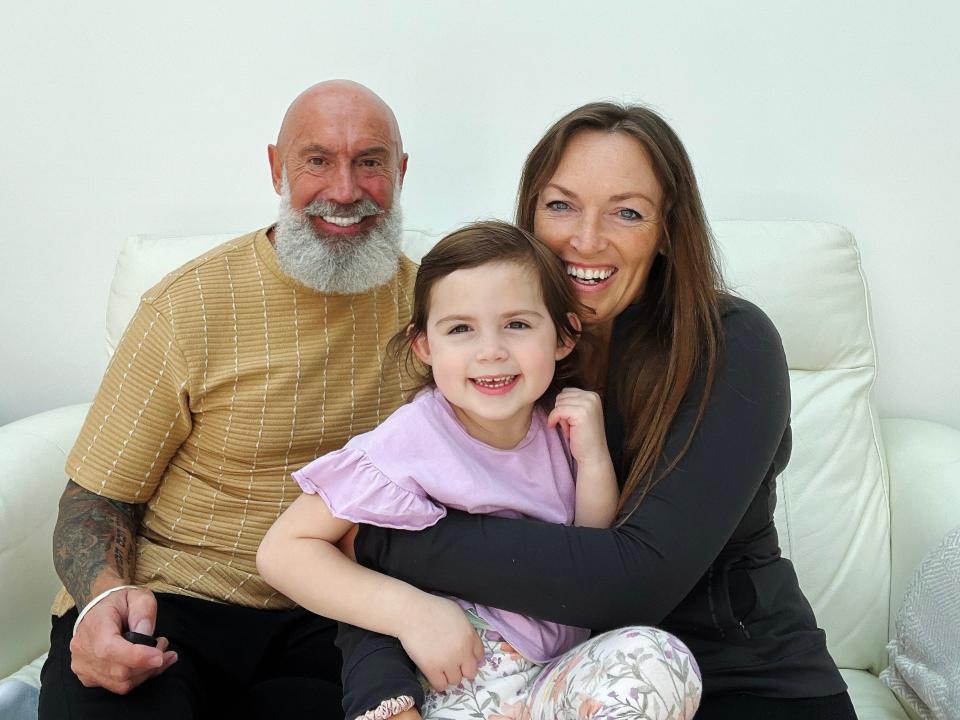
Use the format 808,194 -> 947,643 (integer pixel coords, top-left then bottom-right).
390,220 -> 588,408
516,102 -> 725,518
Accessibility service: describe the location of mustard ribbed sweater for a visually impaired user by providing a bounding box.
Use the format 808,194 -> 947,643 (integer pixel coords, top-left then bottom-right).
55,228 -> 416,613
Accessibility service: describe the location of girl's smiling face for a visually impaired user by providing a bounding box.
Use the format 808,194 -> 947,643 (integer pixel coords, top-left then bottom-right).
411,261 -> 574,449
534,130 -> 664,330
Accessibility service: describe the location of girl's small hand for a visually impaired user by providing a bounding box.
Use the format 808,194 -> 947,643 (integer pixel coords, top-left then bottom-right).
548,388 -> 608,468
398,594 -> 484,692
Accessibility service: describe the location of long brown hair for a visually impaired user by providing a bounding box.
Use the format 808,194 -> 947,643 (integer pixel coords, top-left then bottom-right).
517,102 -> 725,518
389,220 -> 589,408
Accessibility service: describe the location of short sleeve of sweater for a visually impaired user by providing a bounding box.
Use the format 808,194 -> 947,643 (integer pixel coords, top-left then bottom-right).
293,448 -> 446,531
65,300 -> 192,503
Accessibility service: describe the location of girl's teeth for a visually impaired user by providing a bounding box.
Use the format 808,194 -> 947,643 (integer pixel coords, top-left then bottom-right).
473,375 -> 516,388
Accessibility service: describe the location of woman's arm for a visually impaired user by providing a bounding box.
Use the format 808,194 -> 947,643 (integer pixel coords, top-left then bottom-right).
355,302 -> 790,629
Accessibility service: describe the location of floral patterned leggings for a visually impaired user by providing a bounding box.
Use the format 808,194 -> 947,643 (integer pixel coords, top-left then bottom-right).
421,626 -> 702,720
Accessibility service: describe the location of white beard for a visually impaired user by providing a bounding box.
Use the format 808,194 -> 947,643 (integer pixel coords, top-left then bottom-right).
273,177 -> 403,294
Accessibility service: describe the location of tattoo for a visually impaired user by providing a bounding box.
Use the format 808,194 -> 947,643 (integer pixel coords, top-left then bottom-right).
53,480 -> 142,607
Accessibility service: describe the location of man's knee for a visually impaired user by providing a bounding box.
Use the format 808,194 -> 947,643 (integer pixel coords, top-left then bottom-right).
40,661 -> 202,720
38,613 -> 203,720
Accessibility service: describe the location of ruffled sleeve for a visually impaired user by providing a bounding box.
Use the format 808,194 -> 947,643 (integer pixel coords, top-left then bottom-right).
292,448 -> 447,531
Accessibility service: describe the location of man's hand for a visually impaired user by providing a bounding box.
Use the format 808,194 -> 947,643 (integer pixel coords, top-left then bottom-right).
70,586 -> 178,694
53,481 -> 178,692
397,594 -> 483,691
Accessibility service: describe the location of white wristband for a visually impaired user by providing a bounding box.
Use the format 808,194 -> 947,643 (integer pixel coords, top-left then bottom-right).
72,585 -> 140,637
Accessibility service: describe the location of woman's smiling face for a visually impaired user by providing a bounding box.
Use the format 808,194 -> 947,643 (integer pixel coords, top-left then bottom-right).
534,130 -> 664,329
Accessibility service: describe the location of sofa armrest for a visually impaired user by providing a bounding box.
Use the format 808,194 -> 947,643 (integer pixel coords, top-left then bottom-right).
0,404 -> 89,678
882,417 -> 960,639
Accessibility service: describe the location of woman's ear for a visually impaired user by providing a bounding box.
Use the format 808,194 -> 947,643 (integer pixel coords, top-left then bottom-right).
410,327 -> 432,365
555,313 -> 582,361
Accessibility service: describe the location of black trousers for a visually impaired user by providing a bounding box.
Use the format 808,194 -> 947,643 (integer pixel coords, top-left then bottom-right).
38,593 -> 344,720
695,690 -> 858,719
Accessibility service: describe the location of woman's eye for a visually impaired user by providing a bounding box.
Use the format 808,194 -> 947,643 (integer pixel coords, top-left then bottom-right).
506,320 -> 530,330
449,324 -> 471,334
545,200 -> 570,212
617,208 -> 643,221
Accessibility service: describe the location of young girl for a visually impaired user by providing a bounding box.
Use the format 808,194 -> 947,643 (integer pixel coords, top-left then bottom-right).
257,221 -> 620,719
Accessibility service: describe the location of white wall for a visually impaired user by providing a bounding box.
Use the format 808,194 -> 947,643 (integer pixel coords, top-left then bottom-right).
2,1 -> 958,428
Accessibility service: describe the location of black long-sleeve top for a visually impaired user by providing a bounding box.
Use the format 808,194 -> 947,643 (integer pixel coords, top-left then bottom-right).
341,296 -> 846,716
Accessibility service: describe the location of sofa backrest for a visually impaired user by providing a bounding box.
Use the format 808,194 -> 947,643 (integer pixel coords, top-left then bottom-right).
106,221 -> 890,672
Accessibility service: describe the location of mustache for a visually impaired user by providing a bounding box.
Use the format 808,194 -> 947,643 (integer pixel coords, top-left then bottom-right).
302,198 -> 384,219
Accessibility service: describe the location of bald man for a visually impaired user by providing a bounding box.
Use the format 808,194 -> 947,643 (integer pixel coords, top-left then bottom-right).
39,81 -> 421,720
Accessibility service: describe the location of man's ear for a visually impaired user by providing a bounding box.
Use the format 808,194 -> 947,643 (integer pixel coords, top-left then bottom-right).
410,327 -> 431,365
398,153 -> 409,189
267,144 -> 283,194
555,312 -> 582,361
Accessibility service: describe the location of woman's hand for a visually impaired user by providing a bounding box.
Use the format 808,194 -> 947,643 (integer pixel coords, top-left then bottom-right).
397,593 -> 484,691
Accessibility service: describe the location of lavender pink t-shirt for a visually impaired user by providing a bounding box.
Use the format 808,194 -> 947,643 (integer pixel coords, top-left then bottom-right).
292,386 -> 590,662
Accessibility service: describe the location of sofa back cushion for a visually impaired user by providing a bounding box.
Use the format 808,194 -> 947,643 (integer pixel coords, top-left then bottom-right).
106,221 -> 890,672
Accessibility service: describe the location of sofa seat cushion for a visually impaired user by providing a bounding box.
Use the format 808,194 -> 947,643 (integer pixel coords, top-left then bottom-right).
842,669 -> 912,720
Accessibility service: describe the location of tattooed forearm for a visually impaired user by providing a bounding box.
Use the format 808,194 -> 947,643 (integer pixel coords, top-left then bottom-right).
53,480 -> 143,608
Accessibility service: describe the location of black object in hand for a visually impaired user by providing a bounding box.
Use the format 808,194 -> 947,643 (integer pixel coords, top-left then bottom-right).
123,630 -> 158,647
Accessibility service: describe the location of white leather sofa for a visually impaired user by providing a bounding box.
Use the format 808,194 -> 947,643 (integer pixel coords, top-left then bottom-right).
1,221 -> 958,719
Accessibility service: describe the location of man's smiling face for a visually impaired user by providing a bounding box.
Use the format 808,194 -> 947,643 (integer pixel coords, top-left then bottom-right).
268,81 -> 408,241
267,81 -> 410,294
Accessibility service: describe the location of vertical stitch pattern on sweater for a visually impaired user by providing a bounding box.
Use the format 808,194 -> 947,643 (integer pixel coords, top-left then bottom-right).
374,284 -> 383,422
348,298 -> 357,439
280,286 -> 301,512
313,295 -> 330,459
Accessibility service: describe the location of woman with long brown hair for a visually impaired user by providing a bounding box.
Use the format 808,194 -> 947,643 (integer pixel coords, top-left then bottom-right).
348,103 -> 856,719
